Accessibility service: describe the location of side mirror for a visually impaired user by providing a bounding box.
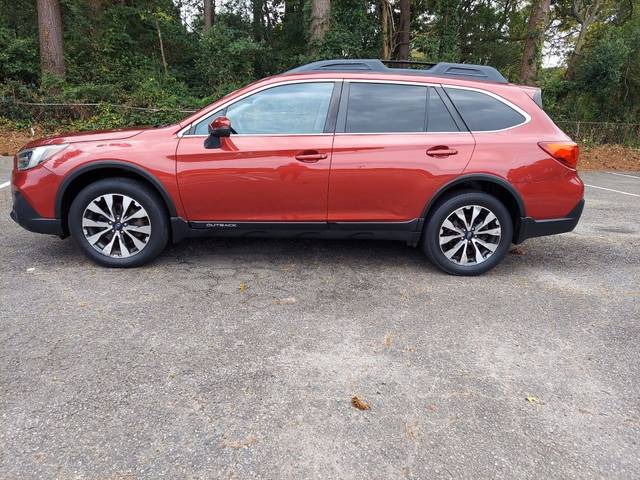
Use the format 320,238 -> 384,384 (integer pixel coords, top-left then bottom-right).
204,116 -> 232,149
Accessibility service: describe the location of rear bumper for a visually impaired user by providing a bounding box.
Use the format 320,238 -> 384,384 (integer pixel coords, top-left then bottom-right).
10,190 -> 64,236
515,198 -> 584,244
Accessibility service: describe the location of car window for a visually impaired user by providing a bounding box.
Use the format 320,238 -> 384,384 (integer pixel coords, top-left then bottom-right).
191,82 -> 334,135
345,83 -> 427,133
223,82 -> 336,135
427,87 -> 458,132
193,109 -> 223,135
445,87 -> 526,131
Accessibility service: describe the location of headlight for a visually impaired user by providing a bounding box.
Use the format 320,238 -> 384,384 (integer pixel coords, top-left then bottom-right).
17,144 -> 68,171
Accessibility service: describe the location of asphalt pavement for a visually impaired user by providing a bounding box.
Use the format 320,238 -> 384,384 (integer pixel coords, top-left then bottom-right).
1,156 -> 639,479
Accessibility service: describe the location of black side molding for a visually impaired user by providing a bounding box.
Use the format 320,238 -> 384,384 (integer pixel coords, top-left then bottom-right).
515,199 -> 584,244
169,218 -> 423,245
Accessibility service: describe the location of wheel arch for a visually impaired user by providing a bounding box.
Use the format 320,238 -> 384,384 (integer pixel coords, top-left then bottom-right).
420,174 -> 526,241
56,161 -> 177,234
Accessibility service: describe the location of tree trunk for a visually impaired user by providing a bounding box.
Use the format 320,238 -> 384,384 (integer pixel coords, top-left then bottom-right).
519,0 -> 550,85
204,0 -> 214,32
565,0 -> 602,80
155,17 -> 168,76
252,0 -> 263,42
396,0 -> 410,60
36,0 -> 65,80
381,0 -> 392,60
310,0 -> 330,46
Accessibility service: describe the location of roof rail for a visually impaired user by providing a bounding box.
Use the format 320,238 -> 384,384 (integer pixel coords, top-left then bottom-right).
285,59 -> 508,84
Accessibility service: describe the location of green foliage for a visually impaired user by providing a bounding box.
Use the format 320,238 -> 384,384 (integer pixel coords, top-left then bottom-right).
0,0 -> 638,133
313,0 -> 380,60
0,27 -> 38,84
433,0 -> 461,63
196,21 -> 264,99
542,9 -> 639,124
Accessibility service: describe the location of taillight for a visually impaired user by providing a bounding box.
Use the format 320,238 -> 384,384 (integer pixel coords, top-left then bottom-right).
538,142 -> 579,169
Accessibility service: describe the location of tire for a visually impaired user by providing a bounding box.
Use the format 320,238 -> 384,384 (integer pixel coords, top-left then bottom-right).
422,191 -> 513,276
68,177 -> 169,268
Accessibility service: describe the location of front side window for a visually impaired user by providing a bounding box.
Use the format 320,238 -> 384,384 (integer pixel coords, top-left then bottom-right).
445,87 -> 526,131
192,82 -> 334,136
345,83 -> 428,133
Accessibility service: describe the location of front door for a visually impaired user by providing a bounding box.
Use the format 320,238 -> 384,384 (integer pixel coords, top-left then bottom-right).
328,83 -> 475,223
176,81 -> 338,222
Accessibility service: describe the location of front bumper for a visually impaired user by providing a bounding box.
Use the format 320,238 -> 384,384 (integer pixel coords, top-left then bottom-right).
515,198 -> 584,244
10,189 -> 64,235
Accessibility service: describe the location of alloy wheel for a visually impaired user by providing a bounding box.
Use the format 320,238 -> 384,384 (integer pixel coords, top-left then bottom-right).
81,193 -> 152,258
438,205 -> 502,265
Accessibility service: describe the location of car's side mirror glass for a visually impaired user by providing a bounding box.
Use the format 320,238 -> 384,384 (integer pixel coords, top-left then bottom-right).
204,116 -> 232,149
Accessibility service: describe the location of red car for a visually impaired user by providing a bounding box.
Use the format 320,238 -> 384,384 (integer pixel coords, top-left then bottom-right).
10,59 -> 584,275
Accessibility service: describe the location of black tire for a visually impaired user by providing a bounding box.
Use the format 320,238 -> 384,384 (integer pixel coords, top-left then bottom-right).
422,191 -> 513,276
68,177 -> 169,268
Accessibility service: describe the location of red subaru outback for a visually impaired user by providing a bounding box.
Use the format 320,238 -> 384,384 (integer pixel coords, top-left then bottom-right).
10,60 -> 584,275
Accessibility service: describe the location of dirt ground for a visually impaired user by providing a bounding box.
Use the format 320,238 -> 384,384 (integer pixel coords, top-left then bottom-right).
578,144 -> 640,171
0,127 -> 34,156
1,126 -> 638,170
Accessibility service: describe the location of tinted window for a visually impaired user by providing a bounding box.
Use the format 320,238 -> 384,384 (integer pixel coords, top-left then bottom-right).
445,88 -> 526,131
427,87 -> 458,132
345,83 -> 427,133
193,82 -> 334,135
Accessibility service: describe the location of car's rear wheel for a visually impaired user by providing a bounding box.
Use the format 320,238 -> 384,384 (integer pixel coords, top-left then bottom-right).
422,191 -> 513,275
68,178 -> 169,267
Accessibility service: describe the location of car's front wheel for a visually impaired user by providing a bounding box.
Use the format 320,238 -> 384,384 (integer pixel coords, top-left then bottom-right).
68,178 -> 169,267
422,191 -> 513,275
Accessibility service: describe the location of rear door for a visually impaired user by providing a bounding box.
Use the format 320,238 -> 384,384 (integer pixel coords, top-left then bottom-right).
328,82 -> 475,223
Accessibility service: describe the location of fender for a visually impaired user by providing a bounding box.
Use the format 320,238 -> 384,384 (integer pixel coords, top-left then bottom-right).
55,160 -> 178,218
420,173 -> 526,220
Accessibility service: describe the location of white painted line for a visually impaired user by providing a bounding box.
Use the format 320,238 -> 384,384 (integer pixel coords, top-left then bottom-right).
585,184 -> 640,197
605,172 -> 640,180
0,181 -> 10,190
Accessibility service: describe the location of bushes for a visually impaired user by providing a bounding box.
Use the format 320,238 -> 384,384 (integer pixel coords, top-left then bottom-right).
0,0 -> 638,134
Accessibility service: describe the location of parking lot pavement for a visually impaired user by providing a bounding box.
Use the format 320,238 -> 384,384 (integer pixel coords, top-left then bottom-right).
1,156 -> 639,479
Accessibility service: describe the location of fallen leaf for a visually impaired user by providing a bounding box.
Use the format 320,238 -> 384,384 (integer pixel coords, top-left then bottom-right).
525,395 -> 542,404
384,333 -> 393,349
351,395 -> 370,410
510,247 -> 525,255
405,423 -> 417,441
238,282 -> 248,293
426,404 -> 437,412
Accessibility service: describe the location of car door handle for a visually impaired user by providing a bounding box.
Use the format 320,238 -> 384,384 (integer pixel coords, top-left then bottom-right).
426,146 -> 458,157
295,151 -> 328,163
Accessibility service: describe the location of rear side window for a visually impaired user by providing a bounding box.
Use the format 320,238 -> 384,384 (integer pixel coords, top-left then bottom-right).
345,83 -> 427,133
445,88 -> 526,131
427,87 -> 458,132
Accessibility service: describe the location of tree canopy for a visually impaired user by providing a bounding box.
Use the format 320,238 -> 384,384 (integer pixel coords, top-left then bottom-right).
0,0 -> 638,130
